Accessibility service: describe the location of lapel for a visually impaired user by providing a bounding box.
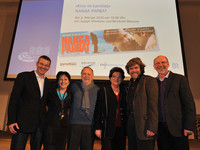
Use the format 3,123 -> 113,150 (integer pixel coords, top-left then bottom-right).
164,71 -> 174,98
119,86 -> 123,103
107,86 -> 118,104
134,75 -> 145,98
30,71 -> 41,97
30,71 -> 48,99
42,77 -> 48,99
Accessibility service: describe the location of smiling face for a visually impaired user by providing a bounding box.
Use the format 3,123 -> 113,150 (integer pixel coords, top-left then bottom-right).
36,58 -> 50,78
81,67 -> 94,85
154,56 -> 169,77
58,74 -> 70,91
128,64 -> 141,81
110,72 -> 122,87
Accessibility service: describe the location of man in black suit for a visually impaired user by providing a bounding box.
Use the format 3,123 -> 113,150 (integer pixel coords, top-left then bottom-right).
153,55 -> 196,150
7,55 -> 51,150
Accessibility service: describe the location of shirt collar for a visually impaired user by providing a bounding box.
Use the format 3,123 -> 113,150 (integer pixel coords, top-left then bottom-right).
157,71 -> 170,81
34,71 -> 45,79
130,74 -> 143,83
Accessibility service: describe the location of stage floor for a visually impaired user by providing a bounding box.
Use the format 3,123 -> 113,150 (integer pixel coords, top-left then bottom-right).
0,131 -> 200,150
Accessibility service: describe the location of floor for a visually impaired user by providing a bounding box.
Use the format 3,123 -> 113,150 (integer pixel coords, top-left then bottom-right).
0,131 -> 200,150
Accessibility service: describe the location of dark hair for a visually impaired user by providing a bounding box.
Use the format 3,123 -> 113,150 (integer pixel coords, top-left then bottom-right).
109,67 -> 125,79
56,71 -> 71,83
38,55 -> 51,65
125,57 -> 145,74
56,71 -> 71,91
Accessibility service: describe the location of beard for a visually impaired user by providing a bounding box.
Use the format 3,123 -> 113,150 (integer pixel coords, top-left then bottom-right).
131,72 -> 140,80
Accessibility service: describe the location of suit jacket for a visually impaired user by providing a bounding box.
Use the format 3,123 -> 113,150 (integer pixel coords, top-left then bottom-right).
94,85 -> 127,138
128,75 -> 158,140
45,87 -> 72,128
161,71 -> 196,137
7,71 -> 50,132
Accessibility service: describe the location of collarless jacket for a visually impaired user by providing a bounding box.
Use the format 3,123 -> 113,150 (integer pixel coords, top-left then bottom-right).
7,71 -> 50,132
45,88 -> 72,128
160,71 -> 196,137
94,85 -> 127,138
128,75 -> 158,140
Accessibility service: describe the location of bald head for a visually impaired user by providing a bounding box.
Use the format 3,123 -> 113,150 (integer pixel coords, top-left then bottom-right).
81,67 -> 94,85
153,55 -> 169,65
153,55 -> 169,78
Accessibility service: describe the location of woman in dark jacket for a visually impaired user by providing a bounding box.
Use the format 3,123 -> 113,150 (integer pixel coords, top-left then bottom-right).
43,71 -> 72,150
94,67 -> 127,150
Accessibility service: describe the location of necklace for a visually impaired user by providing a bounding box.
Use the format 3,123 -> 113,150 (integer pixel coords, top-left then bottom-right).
57,88 -> 67,119
111,86 -> 120,95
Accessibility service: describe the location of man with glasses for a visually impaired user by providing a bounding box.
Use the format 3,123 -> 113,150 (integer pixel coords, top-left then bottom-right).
126,57 -> 158,150
7,55 -> 51,150
153,55 -> 196,150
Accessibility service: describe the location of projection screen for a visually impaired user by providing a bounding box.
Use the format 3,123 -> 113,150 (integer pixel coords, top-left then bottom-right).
5,0 -> 185,80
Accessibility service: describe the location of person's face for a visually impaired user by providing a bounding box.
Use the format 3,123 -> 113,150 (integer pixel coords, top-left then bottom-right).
114,30 -> 135,51
110,72 -> 122,87
36,58 -> 50,77
128,64 -> 141,80
58,74 -> 70,90
154,56 -> 169,76
81,68 -> 94,85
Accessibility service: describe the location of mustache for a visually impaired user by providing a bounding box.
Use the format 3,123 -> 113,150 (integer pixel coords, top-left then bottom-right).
131,72 -> 139,74
157,67 -> 166,69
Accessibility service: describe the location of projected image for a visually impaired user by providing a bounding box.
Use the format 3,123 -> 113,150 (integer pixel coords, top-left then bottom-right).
103,27 -> 158,52
6,0 -> 185,80
59,27 -> 158,55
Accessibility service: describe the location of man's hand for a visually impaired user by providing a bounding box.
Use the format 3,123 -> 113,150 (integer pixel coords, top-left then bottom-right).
95,130 -> 102,139
146,130 -> 155,137
184,129 -> 193,136
8,123 -> 19,134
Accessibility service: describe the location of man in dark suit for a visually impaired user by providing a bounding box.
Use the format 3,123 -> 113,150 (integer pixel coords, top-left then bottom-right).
153,55 -> 196,150
7,55 -> 51,150
125,57 -> 158,150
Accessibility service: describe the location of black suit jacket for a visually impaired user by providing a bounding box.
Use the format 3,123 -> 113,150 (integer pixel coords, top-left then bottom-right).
161,71 -> 196,137
7,71 -> 50,132
94,85 -> 127,138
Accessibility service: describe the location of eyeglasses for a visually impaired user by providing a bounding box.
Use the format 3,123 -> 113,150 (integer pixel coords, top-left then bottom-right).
111,76 -> 122,79
155,61 -> 167,65
38,62 -> 50,68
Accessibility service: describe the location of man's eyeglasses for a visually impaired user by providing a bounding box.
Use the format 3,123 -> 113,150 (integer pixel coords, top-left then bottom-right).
155,61 -> 167,65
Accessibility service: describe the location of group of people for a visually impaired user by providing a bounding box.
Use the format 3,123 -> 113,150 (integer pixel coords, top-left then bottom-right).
7,55 -> 196,150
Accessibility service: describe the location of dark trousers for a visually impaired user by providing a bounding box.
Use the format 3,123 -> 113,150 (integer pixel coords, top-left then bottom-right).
127,113 -> 155,150
157,122 -> 190,150
43,127 -> 68,150
10,124 -> 43,150
101,127 -> 126,150
67,124 -> 94,150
